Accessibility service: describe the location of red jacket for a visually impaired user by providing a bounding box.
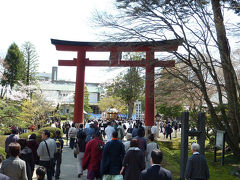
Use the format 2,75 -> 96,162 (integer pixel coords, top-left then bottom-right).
82,137 -> 104,171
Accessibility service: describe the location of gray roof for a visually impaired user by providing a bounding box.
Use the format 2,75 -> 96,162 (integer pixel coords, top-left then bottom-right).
39,82 -> 103,93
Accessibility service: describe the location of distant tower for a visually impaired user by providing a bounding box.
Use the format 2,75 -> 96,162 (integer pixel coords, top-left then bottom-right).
52,66 -> 58,82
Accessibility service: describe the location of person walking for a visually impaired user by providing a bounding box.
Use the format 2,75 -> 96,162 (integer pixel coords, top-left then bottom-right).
117,122 -> 125,141
54,130 -> 64,179
82,131 -> 104,180
123,133 -> 132,152
0,142 -> 28,180
185,143 -> 209,180
132,124 -> 138,138
76,124 -> 86,178
100,131 -> 125,179
84,123 -> 96,143
37,130 -> 57,180
136,128 -> 147,153
165,123 -> 172,140
120,139 -> 145,180
65,121 -> 71,142
5,128 -> 19,158
27,133 -> 39,165
68,123 -> 77,149
146,134 -> 159,169
105,122 -> 115,142
18,138 -> 35,180
140,149 -> 172,180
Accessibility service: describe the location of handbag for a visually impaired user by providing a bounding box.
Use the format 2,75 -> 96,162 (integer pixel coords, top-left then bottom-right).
44,140 -> 55,167
73,143 -> 79,158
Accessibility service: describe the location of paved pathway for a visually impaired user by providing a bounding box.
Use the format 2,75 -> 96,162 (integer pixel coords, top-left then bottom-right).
58,146 -> 88,179
33,145 -> 88,180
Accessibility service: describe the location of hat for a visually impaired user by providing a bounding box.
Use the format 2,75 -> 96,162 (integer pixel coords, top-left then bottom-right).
126,133 -> 132,140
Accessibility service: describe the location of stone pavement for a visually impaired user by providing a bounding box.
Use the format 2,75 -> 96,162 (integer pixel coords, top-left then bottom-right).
33,145 -> 88,180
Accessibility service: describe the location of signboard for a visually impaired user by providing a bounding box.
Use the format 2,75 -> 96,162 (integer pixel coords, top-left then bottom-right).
136,101 -> 142,120
216,130 -> 225,148
214,130 -> 225,166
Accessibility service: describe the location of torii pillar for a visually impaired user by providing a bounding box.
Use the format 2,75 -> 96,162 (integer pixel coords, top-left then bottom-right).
51,39 -> 182,126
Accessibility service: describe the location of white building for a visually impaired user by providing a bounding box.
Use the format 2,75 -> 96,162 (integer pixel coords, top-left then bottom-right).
38,67 -> 103,115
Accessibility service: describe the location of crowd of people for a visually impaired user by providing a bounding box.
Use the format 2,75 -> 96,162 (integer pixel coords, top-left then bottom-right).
0,119 -> 209,180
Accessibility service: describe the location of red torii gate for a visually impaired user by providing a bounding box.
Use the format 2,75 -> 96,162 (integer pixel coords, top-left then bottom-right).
51,39 -> 182,126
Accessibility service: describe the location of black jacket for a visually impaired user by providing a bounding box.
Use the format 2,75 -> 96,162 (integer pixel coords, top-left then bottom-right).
185,153 -> 209,180
122,149 -> 145,180
19,147 -> 34,180
140,165 -> 172,180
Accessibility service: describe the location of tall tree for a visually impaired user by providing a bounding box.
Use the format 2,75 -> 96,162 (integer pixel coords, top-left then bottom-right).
98,96 -> 127,114
93,0 -> 240,155
106,67 -> 144,118
1,43 -> 26,89
21,42 -> 39,85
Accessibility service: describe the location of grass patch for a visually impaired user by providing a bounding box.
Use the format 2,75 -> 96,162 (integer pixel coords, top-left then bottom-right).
157,140 -> 240,180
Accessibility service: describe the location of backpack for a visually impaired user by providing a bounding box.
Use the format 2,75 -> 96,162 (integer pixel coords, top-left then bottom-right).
55,138 -> 62,153
54,138 -> 62,159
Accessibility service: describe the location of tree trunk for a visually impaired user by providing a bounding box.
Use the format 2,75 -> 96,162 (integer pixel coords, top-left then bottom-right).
211,0 -> 240,156
128,100 -> 134,119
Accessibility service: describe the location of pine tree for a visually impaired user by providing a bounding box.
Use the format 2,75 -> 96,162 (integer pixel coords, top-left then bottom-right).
1,43 -> 26,89
21,42 -> 39,85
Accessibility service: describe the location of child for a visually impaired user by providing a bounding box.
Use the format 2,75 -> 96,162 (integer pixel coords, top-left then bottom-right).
36,166 -> 46,180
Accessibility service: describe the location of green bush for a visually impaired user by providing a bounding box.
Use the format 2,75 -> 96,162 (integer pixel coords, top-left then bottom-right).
38,127 -> 63,139
20,127 -> 63,144
0,147 -> 6,160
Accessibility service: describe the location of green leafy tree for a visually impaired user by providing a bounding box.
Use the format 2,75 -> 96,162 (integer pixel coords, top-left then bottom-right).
98,96 -> 127,114
0,99 -> 20,134
21,42 -> 39,85
157,104 -> 183,120
106,67 -> 144,118
18,92 -> 55,127
84,86 -> 92,113
1,43 -> 26,89
93,0 -> 240,156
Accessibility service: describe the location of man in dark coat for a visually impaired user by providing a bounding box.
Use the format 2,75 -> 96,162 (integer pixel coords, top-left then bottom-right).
100,131 -> 125,177
18,138 -> 35,180
140,149 -> 172,180
185,143 -> 209,180
5,128 -> 19,157
165,123 -> 172,140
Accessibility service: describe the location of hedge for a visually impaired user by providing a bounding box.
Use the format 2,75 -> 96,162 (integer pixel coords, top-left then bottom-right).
20,127 -> 63,144
0,147 -> 6,160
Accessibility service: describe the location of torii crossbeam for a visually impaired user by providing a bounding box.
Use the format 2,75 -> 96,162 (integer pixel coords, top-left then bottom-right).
51,39 -> 182,126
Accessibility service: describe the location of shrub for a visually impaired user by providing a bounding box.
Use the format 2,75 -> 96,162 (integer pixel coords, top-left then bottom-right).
0,147 -> 6,160
20,127 -> 63,144
38,127 -> 63,139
